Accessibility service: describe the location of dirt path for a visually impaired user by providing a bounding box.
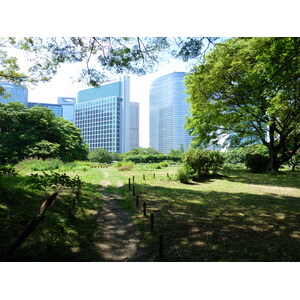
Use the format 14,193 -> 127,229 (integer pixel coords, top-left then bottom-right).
95,182 -> 147,262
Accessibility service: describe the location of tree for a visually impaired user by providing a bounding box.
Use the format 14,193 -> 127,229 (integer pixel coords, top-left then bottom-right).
0,102 -> 88,164
0,37 -> 217,87
88,148 -> 112,163
185,37 -> 300,172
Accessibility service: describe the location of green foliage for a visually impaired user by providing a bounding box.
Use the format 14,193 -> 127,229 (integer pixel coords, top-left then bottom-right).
287,152 -> 300,171
88,148 -> 112,163
18,158 -> 63,171
0,165 -> 17,179
123,154 -> 181,164
185,37 -> 300,171
224,144 -> 269,165
176,164 -> 193,183
245,154 -> 269,173
0,102 -> 89,164
27,140 -> 60,161
183,149 -> 225,177
28,171 -> 82,192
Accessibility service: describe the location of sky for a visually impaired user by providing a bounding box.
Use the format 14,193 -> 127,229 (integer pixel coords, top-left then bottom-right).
25,55 -> 194,148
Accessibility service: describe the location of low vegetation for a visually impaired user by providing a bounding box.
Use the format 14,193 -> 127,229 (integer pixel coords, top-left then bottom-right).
1,154 -> 300,262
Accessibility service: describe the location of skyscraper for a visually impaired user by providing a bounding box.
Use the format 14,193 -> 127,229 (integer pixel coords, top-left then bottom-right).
75,76 -> 138,153
149,72 -> 193,154
0,82 -> 28,106
130,102 -> 139,149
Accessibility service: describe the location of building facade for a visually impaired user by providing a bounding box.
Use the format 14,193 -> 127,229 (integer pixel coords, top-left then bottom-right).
27,102 -> 63,117
130,102 -> 139,149
75,76 -> 137,153
0,82 -> 28,106
27,97 -> 75,121
149,72 -> 193,154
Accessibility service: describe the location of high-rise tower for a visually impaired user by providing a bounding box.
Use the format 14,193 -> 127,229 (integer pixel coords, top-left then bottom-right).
75,76 -> 138,153
149,72 -> 193,154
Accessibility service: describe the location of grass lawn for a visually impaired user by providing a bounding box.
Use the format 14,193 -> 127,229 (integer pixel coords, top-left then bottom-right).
1,160 -> 300,262
109,165 -> 300,261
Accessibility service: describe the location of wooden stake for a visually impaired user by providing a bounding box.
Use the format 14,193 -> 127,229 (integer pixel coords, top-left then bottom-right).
132,185 -> 135,196
158,234 -> 164,257
150,213 -> 154,230
143,202 -> 147,217
128,178 -> 131,190
132,175 -> 135,183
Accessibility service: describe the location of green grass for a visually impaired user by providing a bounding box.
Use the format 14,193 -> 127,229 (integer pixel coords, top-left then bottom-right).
110,167 -> 300,261
1,160 -> 300,261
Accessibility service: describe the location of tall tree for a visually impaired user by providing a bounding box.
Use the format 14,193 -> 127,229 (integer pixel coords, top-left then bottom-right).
185,37 -> 300,171
0,102 -> 88,164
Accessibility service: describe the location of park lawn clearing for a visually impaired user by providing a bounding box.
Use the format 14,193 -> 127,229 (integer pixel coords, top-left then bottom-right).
112,167 -> 300,261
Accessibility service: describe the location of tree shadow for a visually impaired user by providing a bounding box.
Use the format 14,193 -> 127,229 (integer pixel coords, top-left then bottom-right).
223,169 -> 300,189
122,182 -> 300,262
0,178 -> 108,262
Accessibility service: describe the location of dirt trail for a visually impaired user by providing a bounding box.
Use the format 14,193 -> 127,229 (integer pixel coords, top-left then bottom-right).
95,181 -> 147,262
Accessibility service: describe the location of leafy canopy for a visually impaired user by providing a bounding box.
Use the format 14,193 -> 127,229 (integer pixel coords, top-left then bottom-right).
0,102 -> 88,164
185,37 -> 300,171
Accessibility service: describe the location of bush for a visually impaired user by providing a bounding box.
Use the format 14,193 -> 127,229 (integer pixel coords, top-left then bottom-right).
176,164 -> 193,183
183,149 -> 225,178
88,148 -> 112,163
245,153 -> 269,173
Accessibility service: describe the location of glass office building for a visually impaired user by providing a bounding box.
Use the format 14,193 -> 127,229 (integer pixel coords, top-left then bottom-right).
27,102 -> 63,117
75,76 -> 135,153
0,82 -> 28,106
130,102 -> 139,149
28,97 -> 75,121
149,72 -> 193,154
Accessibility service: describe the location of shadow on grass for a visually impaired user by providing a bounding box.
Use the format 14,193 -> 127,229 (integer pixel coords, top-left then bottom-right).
223,169 -> 300,189
119,182 -> 300,262
0,176 -> 108,262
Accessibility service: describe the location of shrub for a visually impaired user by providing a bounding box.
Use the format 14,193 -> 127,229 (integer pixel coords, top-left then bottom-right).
176,164 -> 193,183
88,148 -> 112,163
245,153 -> 269,173
183,149 -> 225,178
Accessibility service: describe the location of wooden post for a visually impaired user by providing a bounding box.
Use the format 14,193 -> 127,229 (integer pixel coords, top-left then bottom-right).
143,174 -> 145,180
132,185 -> 135,196
150,212 -> 154,230
158,234 -> 164,258
132,176 -> 135,183
128,178 -> 131,190
143,201 -> 147,217
153,173 -> 155,179
167,173 -> 169,178
135,195 -> 139,207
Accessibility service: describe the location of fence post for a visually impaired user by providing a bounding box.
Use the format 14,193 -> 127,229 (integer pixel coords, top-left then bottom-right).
143,174 -> 145,180
153,173 -> 155,179
132,175 -> 135,183
128,178 -> 131,190
167,173 -> 169,178
133,185 -> 136,196
143,202 -> 147,217
158,234 -> 164,258
150,212 -> 154,230
135,195 -> 139,207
